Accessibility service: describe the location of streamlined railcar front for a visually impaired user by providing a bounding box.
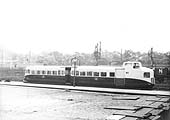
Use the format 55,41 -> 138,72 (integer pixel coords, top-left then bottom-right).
123,61 -> 155,89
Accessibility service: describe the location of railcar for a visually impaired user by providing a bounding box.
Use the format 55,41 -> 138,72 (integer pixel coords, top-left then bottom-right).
23,61 -> 155,89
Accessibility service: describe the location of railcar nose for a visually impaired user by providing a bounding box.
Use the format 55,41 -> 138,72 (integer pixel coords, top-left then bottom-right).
151,78 -> 155,84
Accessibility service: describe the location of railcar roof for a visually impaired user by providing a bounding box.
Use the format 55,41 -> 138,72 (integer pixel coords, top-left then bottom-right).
25,65 -> 66,70
140,67 -> 153,72
76,66 -> 121,71
25,65 -> 122,71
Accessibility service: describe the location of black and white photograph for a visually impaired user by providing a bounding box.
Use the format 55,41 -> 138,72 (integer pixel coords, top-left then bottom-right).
0,0 -> 170,120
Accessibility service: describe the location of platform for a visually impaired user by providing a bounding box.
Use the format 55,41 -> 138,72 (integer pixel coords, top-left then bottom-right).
0,81 -> 169,96
0,81 -> 170,120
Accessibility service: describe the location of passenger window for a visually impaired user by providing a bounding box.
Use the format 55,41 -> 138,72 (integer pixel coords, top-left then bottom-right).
58,70 -> 61,75
53,71 -> 57,75
80,71 -> 86,76
42,71 -> 46,74
31,70 -> 35,74
101,72 -> 107,77
47,71 -> 51,75
26,69 -> 30,74
37,70 -> 40,74
87,71 -> 92,76
76,71 -> 79,76
94,72 -> 99,77
71,71 -> 74,75
144,72 -> 150,78
110,72 -> 115,77
61,70 -> 64,75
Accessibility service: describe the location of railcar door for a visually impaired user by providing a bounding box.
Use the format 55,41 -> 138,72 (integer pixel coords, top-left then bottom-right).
115,68 -> 125,87
65,67 -> 71,85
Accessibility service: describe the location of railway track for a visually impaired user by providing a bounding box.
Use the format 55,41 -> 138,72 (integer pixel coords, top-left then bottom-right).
154,83 -> 170,91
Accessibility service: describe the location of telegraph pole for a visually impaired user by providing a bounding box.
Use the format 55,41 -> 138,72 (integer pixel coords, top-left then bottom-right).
1,48 -> 4,67
120,49 -> 123,64
94,41 -> 101,66
148,47 -> 155,68
71,57 -> 80,87
29,51 -> 31,65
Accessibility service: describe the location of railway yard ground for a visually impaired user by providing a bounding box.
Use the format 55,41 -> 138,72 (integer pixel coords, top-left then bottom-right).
0,81 -> 170,120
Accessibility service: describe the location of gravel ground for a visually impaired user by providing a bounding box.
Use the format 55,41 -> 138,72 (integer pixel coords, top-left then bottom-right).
0,85 -> 150,120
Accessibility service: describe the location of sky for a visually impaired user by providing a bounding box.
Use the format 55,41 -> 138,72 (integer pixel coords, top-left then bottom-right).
0,0 -> 170,54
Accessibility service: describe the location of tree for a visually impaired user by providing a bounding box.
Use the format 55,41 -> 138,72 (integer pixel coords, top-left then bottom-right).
165,52 -> 170,66
122,50 -> 136,62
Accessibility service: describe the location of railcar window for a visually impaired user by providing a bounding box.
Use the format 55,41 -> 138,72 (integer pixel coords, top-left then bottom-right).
53,71 -> 57,75
144,72 -> 150,78
37,70 -> 41,74
26,69 -> 30,74
61,70 -> 65,75
42,70 -> 46,74
76,71 -> 79,76
94,72 -> 99,77
71,71 -> 74,75
110,72 -> 115,77
28,69 -> 30,73
47,71 -> 51,75
133,63 -> 140,69
87,71 -> 92,76
31,70 -> 35,74
80,71 -> 86,76
101,72 -> 107,77
58,70 -> 61,75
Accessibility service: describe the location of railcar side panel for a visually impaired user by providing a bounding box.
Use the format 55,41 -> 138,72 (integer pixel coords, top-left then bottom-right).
23,62 -> 155,89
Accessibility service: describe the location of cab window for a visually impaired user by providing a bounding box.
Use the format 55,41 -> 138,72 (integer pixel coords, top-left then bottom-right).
26,69 -> 30,74
133,63 -> 140,69
42,70 -> 46,74
144,72 -> 150,78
